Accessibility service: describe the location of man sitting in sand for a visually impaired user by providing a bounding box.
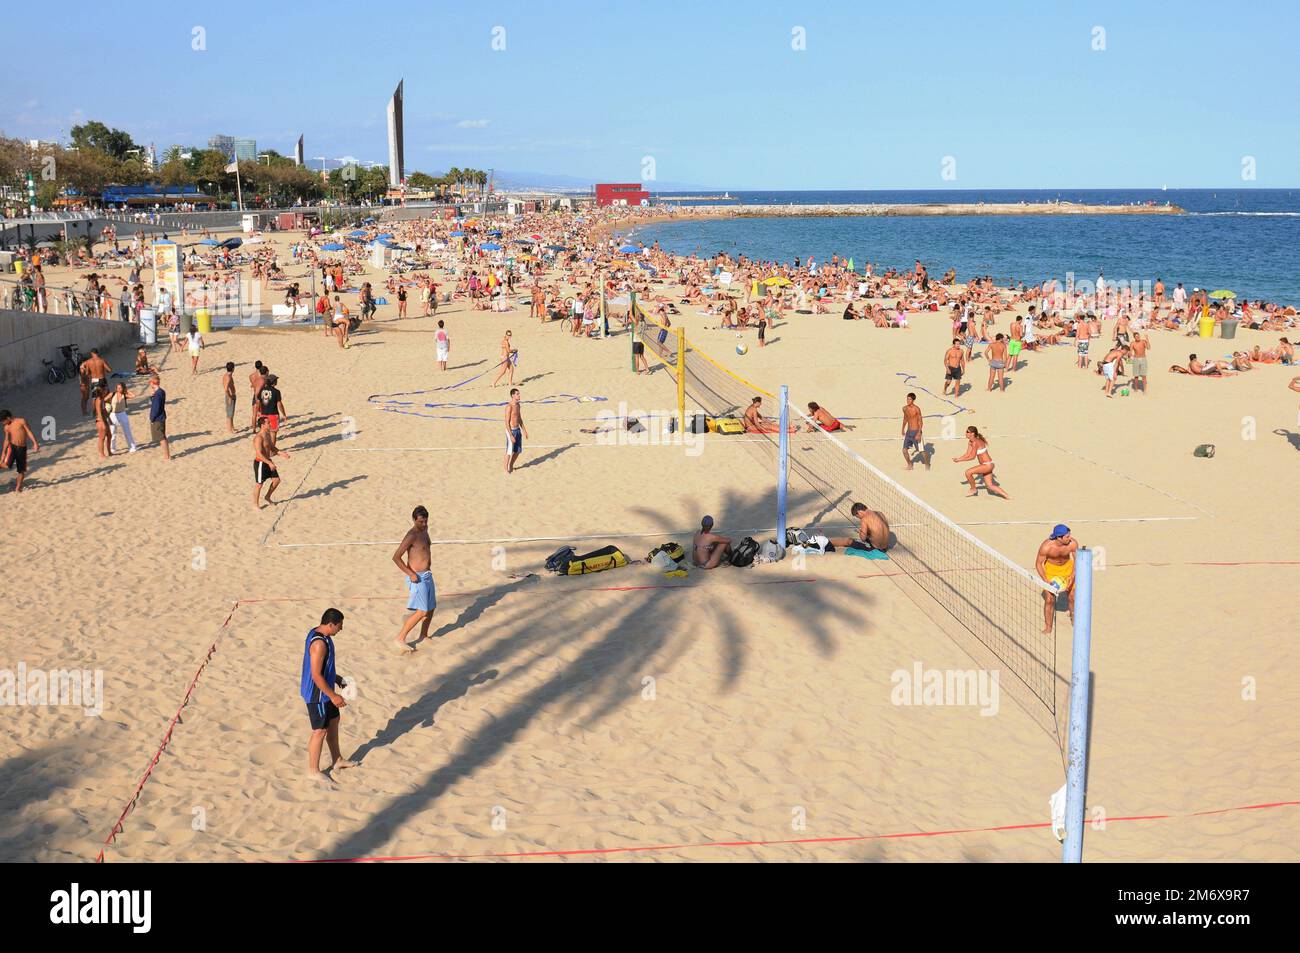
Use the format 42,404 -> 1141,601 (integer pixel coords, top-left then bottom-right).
392,505 -> 436,653
829,502 -> 893,553
692,515 -> 732,569
742,396 -> 795,433
300,607 -> 356,781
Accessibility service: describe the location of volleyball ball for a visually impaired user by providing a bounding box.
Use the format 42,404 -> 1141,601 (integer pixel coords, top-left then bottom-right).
736,343 -> 748,356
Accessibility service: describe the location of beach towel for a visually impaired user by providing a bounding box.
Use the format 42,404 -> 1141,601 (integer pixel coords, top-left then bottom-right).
843,545 -> 889,561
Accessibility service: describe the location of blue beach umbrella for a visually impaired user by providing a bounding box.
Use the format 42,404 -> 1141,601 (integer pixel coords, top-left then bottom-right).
488,230 -> 502,237
349,229 -> 367,237
199,238 -> 219,246
450,230 -> 464,237
619,244 -> 640,253
545,244 -> 568,251
481,242 -> 502,251
321,242 -> 345,251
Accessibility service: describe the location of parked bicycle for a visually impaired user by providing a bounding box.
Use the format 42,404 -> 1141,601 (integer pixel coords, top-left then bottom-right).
59,343 -> 83,378
42,358 -> 65,385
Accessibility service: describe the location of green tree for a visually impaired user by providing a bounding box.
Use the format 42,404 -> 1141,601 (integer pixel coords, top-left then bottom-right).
70,121 -> 139,161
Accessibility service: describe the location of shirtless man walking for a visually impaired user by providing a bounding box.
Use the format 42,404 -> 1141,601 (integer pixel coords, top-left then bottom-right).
1035,524 -> 1078,633
829,501 -> 893,553
392,505 -> 435,652
901,392 -> 930,470
942,338 -> 966,397
986,333 -> 1009,391
692,515 -> 733,569
252,416 -> 288,509
504,387 -> 528,474
1075,315 -> 1092,369
1,409 -> 39,494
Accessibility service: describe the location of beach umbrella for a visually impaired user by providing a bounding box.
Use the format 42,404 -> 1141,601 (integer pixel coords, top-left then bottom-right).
349,229 -> 367,237
545,244 -> 568,251
321,242 -> 345,251
450,230 -> 464,237
199,238 -> 220,246
530,233 -> 543,240
362,217 -> 376,224
481,242 -> 502,251
618,244 -> 641,253
488,230 -> 502,237
218,237 -> 242,250
763,276 -> 792,287
1208,289 -> 1236,299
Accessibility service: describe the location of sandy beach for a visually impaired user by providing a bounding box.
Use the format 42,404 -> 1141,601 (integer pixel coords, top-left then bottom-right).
1,206 -> 1297,865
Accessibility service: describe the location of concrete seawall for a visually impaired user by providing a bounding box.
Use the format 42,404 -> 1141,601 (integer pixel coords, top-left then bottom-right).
0,310 -> 139,394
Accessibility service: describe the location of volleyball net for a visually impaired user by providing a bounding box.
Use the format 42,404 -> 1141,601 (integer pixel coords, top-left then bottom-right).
631,298 -> 1058,717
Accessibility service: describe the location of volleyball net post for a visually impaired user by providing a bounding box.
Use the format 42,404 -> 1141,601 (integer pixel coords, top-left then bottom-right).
675,327 -> 686,433
629,291 -> 637,372
1063,547 -> 1094,863
776,385 -> 789,551
599,289 -> 607,338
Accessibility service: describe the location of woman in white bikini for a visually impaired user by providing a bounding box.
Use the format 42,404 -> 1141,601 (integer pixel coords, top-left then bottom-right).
953,426 -> 1010,499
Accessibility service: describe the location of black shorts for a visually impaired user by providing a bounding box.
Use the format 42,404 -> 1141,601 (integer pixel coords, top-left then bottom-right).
5,445 -> 28,474
632,341 -> 645,355
946,366 -> 963,380
254,460 -> 279,484
306,698 -> 340,730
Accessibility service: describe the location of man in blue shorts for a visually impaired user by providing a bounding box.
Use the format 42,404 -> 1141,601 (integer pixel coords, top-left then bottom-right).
504,387 -> 528,474
392,505 -> 435,652
301,607 -> 355,780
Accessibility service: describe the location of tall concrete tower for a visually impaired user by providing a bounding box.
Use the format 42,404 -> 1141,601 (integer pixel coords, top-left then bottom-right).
386,80 -> 405,189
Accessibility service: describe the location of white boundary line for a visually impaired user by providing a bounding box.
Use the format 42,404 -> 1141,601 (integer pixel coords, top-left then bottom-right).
275,515 -> 1195,549
789,401 -> 1054,593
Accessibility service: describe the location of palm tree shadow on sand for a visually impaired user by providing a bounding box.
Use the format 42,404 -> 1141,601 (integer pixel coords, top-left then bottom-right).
324,484 -> 866,860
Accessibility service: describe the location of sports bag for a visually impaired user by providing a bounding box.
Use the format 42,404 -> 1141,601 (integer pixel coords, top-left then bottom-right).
566,544 -> 629,575
545,546 -> 576,574
730,536 -> 759,568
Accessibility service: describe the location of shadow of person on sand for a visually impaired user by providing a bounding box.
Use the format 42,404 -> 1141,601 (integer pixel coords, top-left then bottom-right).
1274,429 -> 1300,452
513,443 -> 577,471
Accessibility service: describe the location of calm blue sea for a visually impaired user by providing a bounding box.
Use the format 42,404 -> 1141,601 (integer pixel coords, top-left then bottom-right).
625,190 -> 1300,305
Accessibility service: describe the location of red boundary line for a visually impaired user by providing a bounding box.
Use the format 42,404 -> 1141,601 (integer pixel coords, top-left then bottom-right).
290,800 -> 1300,863
91,577 -> 817,861
94,589 -> 1299,863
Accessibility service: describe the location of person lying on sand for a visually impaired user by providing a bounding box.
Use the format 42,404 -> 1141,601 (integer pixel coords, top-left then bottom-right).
1170,354 -> 1237,376
806,401 -> 850,432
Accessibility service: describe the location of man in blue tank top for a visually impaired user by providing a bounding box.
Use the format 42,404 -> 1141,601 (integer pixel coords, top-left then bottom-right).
301,607 -> 355,779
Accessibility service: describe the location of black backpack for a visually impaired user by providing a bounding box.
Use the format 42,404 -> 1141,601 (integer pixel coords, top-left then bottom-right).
545,545 -> 576,574
730,537 -> 759,568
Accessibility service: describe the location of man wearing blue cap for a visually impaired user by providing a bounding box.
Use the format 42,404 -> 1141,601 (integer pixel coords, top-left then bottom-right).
1035,524 -> 1078,633
692,515 -> 732,569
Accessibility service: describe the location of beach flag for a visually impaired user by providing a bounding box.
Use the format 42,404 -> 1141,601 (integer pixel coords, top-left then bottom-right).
225,160 -> 238,173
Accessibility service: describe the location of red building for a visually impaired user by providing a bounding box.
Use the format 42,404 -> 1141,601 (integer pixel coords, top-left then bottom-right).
594,183 -> 650,207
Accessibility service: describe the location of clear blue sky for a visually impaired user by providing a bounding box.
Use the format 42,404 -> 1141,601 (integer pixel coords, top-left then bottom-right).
3,0 -> 1297,188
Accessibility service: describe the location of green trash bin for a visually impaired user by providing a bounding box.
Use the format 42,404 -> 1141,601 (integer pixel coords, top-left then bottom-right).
1220,319 -> 1239,340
